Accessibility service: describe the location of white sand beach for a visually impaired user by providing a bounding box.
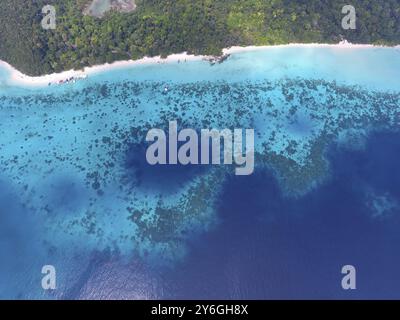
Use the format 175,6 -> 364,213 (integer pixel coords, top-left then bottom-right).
0,52 -> 207,88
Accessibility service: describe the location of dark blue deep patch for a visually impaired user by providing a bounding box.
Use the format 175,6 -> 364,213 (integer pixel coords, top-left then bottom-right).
0,179 -> 43,298
46,175 -> 88,214
123,131 -> 224,192
124,142 -> 208,192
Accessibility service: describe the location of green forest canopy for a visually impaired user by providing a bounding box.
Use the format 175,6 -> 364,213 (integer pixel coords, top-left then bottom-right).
0,0 -> 399,76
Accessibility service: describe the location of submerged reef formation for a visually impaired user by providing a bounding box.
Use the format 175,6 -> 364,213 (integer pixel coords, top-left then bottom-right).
0,77 -> 399,263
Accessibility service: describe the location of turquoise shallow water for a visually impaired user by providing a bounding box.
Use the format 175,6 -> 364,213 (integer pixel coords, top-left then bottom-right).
0,46 -> 400,299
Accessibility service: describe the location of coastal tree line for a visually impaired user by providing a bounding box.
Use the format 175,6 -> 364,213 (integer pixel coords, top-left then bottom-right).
0,0 -> 399,76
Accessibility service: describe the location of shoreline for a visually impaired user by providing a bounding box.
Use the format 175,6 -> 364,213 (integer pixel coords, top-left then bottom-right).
1,41 -> 399,88
0,52 -> 208,88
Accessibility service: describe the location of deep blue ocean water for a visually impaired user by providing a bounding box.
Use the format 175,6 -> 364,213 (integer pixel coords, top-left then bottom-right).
160,130 -> 400,299
0,46 -> 400,299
